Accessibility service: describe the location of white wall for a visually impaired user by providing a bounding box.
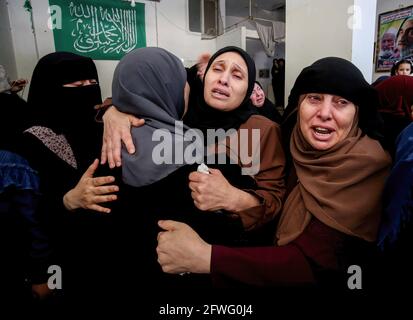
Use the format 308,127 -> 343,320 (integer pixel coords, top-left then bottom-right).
153,0 -> 216,65
226,10 -> 285,32
6,0 -> 40,96
5,0 -> 216,99
285,0 -> 376,108
372,0 -> 413,81
0,0 -> 17,80
352,0 -> 377,83
216,26 -> 246,50
246,38 -> 274,97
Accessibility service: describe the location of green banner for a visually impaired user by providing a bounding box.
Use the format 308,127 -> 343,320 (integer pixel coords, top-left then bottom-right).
48,0 -> 146,60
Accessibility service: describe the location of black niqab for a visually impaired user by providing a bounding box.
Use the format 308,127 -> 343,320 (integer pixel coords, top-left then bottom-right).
27,52 -> 102,170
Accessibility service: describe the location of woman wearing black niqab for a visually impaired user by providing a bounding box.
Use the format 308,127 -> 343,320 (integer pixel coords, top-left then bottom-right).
26,52 -> 103,171
9,52 -> 119,302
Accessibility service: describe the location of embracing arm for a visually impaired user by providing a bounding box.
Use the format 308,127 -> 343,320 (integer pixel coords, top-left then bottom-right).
99,103 -> 145,168
155,220 -> 311,285
210,219 -> 347,287
63,159 -> 119,213
156,218 -> 349,287
188,168 -> 260,212
235,117 -> 286,230
188,118 -> 285,230
211,244 -> 314,287
156,219 -> 313,285
157,220 -> 212,274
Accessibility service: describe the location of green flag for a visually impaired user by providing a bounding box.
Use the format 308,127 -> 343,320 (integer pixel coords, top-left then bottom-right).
48,0 -> 146,60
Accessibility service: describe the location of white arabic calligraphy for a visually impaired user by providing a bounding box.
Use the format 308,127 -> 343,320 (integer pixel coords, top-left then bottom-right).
69,2 -> 138,54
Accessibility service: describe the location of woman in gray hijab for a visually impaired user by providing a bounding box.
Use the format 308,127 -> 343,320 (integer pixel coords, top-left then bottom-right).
110,47 -> 254,288
111,47 -> 200,187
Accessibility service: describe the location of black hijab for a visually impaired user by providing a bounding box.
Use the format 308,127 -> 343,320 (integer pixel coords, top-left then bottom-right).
282,57 -> 383,150
183,46 -> 258,138
253,81 -> 282,123
27,52 -> 102,170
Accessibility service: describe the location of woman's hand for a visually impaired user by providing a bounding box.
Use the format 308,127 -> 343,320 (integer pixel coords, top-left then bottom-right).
156,220 -> 211,274
101,106 -> 145,168
189,168 -> 235,211
196,52 -> 211,80
10,78 -> 28,93
63,159 -> 118,213
189,168 -> 259,212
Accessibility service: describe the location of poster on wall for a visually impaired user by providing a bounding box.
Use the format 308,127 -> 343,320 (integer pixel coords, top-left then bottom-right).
48,0 -> 146,60
375,5 -> 413,72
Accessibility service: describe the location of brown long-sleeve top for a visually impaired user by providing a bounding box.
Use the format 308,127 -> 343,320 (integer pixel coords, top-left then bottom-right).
222,115 -> 286,230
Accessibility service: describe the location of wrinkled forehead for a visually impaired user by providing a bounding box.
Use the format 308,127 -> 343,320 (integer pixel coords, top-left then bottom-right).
211,51 -> 248,73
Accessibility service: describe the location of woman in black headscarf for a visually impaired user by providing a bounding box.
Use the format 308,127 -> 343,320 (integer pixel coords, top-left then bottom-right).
281,56 -> 384,176
8,52 -> 119,299
102,46 -> 286,238
250,81 -> 282,123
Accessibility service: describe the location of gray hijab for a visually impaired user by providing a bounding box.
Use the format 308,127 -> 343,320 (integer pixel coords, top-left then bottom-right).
112,47 -> 201,187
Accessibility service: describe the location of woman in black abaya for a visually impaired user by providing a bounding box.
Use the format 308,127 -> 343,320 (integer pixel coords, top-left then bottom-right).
9,52 -> 119,300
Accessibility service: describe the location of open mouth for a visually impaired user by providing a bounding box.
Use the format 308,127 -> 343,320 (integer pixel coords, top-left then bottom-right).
211,88 -> 230,98
312,126 -> 334,136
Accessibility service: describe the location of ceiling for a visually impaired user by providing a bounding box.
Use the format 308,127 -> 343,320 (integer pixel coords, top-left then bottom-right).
225,0 -> 285,21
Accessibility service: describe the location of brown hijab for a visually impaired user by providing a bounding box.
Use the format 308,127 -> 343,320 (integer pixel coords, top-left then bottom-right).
276,57 -> 392,246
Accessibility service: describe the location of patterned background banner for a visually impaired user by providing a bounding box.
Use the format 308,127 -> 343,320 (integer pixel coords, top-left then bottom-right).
48,0 -> 146,60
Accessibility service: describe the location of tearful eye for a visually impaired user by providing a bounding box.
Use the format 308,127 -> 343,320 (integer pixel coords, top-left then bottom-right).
307,95 -> 322,102
337,99 -> 349,105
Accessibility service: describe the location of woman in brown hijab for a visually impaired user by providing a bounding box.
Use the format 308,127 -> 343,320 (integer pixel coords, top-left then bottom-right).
156,57 -> 391,288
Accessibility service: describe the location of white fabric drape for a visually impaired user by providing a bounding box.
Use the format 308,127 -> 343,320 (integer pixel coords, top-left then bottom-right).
255,21 -> 285,57
255,22 -> 275,56
272,21 -> 285,41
